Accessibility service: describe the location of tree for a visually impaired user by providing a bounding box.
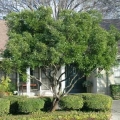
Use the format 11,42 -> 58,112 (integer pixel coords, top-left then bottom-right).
2,7 -> 119,111
0,0 -> 120,19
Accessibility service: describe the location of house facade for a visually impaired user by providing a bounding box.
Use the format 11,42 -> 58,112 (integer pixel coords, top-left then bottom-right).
0,20 -> 120,97
88,19 -> 120,95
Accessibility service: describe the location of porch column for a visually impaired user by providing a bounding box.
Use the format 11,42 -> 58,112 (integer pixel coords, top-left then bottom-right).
26,67 -> 30,96
17,72 -> 20,95
61,66 -> 65,92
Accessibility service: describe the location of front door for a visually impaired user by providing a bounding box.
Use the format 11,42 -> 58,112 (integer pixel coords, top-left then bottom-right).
66,65 -> 87,93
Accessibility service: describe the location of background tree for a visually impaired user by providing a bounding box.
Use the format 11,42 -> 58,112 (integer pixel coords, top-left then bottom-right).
2,7 -> 119,111
0,0 -> 120,19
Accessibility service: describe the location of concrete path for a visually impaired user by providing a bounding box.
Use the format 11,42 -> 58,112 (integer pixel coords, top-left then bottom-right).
111,100 -> 120,120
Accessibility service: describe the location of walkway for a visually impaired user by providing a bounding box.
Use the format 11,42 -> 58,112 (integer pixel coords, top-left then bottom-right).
111,100 -> 120,120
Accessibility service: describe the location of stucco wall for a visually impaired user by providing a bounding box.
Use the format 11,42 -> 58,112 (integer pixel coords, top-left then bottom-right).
87,69 -> 115,95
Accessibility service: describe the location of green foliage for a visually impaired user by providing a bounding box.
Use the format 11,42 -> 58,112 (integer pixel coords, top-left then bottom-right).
110,84 -> 120,99
0,111 -> 111,120
78,93 -> 112,111
0,76 -> 11,92
0,98 -> 10,115
18,98 -> 45,113
2,7 -> 119,112
59,95 -> 83,110
3,6 -> 119,76
82,80 -> 93,87
0,76 -> 16,97
41,97 -> 53,111
77,93 -> 94,99
4,96 -> 27,114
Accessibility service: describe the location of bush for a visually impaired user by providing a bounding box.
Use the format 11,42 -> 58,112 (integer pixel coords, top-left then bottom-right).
59,95 -> 83,110
75,93 -> 94,111
41,97 -> 53,111
18,98 -> 45,113
4,96 -> 27,114
79,93 -> 112,111
110,84 -> 120,99
0,98 -> 10,115
77,93 -> 93,99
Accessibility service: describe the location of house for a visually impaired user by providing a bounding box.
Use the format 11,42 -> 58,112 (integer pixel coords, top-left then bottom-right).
88,19 -> 120,95
0,19 -> 120,97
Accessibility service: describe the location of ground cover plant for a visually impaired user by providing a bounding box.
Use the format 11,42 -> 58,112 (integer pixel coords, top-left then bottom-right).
0,111 -> 111,120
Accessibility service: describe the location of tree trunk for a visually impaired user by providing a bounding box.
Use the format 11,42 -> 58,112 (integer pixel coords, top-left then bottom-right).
50,97 -> 60,112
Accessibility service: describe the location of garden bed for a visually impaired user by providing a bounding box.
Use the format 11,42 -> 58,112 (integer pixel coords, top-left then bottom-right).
0,111 -> 111,120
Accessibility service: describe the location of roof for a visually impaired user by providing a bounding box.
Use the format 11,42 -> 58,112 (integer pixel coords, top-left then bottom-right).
0,20 -> 8,52
101,19 -> 120,55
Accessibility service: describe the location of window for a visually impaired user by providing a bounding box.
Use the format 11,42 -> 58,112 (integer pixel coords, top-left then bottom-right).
41,69 -> 51,90
30,68 -> 39,90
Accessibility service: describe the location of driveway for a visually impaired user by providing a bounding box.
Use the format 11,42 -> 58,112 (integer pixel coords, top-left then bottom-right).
111,100 -> 120,120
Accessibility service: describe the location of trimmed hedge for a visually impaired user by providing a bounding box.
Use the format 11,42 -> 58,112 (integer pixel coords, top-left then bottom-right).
110,84 -> 120,99
59,95 -> 83,110
0,98 -> 10,115
41,97 -> 53,111
4,96 -> 27,114
78,93 -> 112,111
0,93 -> 112,115
18,98 -> 45,113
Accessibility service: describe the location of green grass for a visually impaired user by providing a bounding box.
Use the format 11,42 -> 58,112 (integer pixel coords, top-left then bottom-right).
0,111 -> 111,120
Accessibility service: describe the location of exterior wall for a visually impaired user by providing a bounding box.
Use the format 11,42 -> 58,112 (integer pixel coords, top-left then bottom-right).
87,68 -> 115,95
97,70 -> 108,94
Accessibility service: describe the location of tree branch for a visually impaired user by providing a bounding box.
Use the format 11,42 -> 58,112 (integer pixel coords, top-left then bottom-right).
62,74 -> 85,96
29,75 -> 55,95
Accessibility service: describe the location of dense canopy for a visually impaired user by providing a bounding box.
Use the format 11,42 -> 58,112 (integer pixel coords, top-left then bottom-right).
3,7 -> 118,73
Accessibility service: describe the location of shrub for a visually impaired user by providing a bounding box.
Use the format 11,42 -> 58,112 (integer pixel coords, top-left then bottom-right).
59,95 -> 83,110
75,93 -> 112,111
4,96 -> 27,114
80,93 -> 112,111
0,98 -> 10,115
18,98 -> 45,113
41,97 -> 53,111
75,93 -> 94,111
110,84 -> 120,99
77,93 -> 93,99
